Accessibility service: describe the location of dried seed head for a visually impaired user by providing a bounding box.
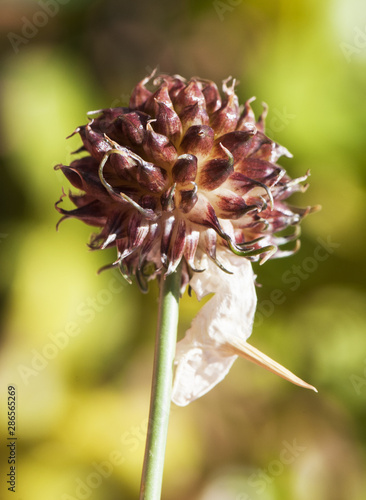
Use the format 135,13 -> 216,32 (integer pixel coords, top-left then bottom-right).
56,73 -> 316,291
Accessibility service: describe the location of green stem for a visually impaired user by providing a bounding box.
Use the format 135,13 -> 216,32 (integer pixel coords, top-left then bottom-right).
139,267 -> 181,500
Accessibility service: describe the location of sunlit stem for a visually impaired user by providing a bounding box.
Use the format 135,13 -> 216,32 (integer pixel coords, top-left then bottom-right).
139,266 -> 182,500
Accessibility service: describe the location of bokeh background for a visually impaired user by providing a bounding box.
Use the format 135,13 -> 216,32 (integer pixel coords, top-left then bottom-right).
0,0 -> 366,499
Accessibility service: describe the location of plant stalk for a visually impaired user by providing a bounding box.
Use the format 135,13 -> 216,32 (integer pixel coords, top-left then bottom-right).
139,267 -> 181,499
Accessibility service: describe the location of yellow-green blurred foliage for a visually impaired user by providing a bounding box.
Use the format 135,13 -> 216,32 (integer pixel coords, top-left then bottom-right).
0,0 -> 366,499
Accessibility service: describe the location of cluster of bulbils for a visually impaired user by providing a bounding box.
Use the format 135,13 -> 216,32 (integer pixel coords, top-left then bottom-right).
56,72 -> 317,405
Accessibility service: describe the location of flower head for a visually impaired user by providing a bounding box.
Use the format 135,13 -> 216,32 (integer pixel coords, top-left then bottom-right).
56,71 -> 315,290
56,72 -> 318,403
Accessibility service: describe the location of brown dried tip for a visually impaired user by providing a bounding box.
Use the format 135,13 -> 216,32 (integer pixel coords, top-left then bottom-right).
229,339 -> 317,392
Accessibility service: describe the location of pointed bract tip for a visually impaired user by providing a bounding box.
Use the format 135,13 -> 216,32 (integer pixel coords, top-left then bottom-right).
228,339 -> 317,393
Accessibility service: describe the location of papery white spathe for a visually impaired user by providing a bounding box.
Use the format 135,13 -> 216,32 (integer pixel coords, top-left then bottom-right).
172,252 -> 317,406
172,253 -> 255,406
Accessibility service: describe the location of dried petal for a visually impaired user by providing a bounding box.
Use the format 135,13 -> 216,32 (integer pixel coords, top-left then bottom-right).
186,193 -> 225,237
119,112 -> 147,146
145,80 -> 174,117
201,80 -> 222,114
236,97 -> 256,131
174,79 -> 205,114
178,186 -> 198,213
198,144 -> 234,190
128,212 -> 149,249
172,154 -> 197,184
236,158 -> 284,188
160,214 -> 175,266
208,188 -> 257,219
166,218 -> 186,274
154,100 -> 183,145
255,102 -> 268,133
179,125 -> 215,159
143,123 -> 178,165
163,74 -> 186,101
210,79 -> 239,136
179,103 -> 209,134
129,73 -> 153,110
183,228 -> 200,269
135,160 -> 168,193
78,124 -> 111,161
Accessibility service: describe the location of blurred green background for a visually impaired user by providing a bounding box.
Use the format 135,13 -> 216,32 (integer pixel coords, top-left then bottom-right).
0,0 -> 366,499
